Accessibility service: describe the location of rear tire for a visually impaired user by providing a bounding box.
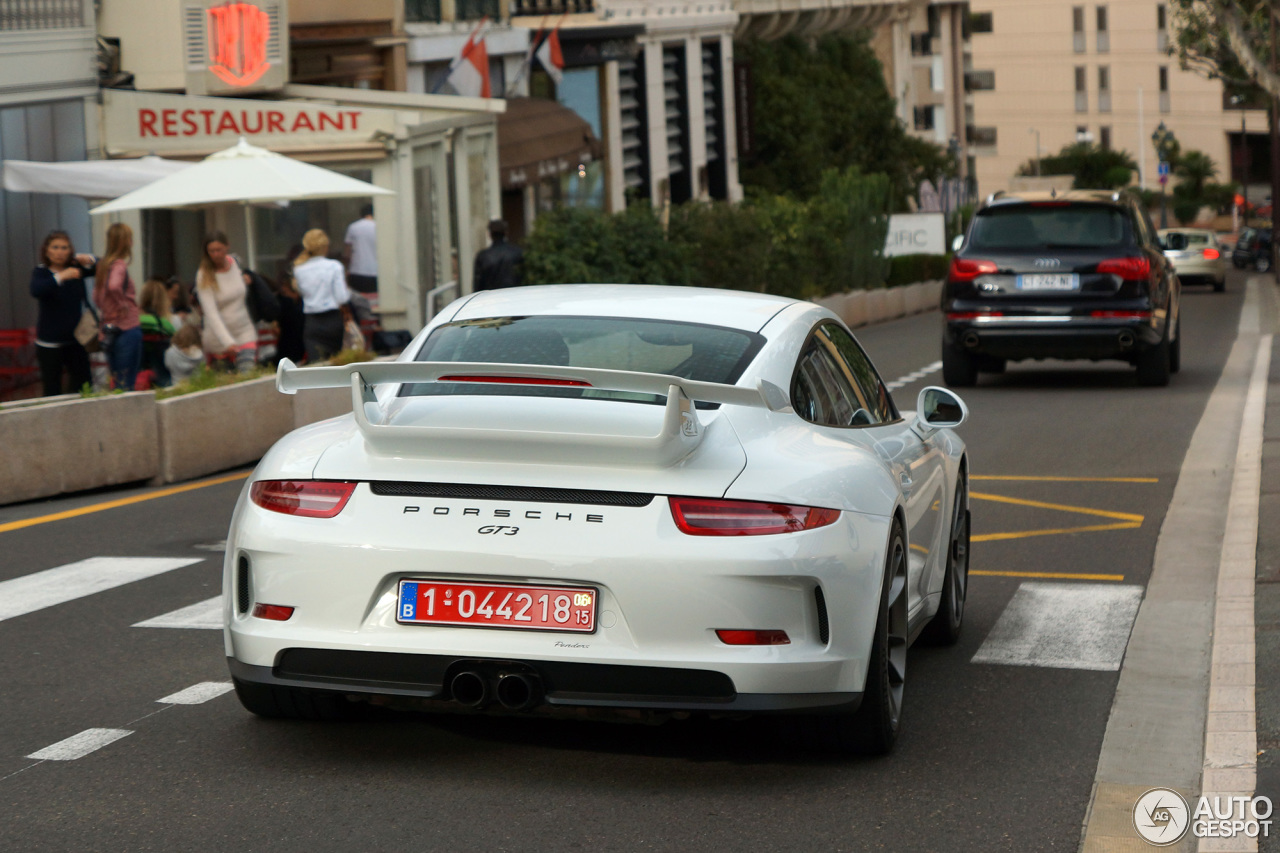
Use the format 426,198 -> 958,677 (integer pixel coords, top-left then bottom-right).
1213,277 -> 1226,293
1136,332 -> 1171,387
1169,317 -> 1181,374
233,678 -> 359,721
1256,254 -> 1271,273
806,522 -> 908,756
942,343 -> 978,387
922,473 -> 970,646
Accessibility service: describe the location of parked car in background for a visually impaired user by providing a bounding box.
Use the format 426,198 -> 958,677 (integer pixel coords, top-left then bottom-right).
1159,228 -> 1226,292
1232,227 -> 1273,272
942,189 -> 1181,387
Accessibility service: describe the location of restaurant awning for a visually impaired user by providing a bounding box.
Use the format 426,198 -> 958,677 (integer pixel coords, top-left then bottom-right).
498,97 -> 602,190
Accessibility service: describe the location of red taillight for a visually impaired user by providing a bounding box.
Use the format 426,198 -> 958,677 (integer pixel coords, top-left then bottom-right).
1096,256 -> 1151,279
947,310 -> 1004,321
250,480 -> 356,518
252,603 -> 295,621
438,375 -> 591,387
949,257 -> 999,282
716,629 -> 791,645
1090,310 -> 1152,320
1203,248 -> 1221,260
669,497 -> 840,536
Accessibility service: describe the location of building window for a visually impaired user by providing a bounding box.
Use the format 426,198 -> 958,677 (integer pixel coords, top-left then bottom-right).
914,106 -> 935,131
0,0 -> 83,30
1096,6 -> 1109,52
1098,65 -> 1111,112
1075,66 -> 1088,112
967,126 -> 997,147
1157,4 -> 1168,51
1073,7 -> 1086,53
970,11 -> 993,34
966,70 -> 996,91
455,0 -> 499,21
910,33 -> 933,57
1159,65 -> 1170,112
405,0 -> 442,22
1100,126 -> 1112,149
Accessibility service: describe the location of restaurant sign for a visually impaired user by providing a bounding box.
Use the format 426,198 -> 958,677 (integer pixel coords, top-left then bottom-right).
102,89 -> 400,155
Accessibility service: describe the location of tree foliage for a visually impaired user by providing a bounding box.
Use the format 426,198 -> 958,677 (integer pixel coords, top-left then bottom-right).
1169,0 -> 1280,98
1015,142 -> 1138,189
738,33 -> 953,204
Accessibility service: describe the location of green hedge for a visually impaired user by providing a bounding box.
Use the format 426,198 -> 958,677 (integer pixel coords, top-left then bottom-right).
885,254 -> 950,287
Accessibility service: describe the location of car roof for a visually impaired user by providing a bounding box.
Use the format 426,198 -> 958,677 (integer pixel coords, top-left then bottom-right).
1158,227 -> 1215,235
449,284 -> 799,333
984,189 -> 1129,207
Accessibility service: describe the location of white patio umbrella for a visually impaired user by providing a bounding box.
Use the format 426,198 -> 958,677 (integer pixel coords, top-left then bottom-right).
90,138 -> 394,268
2,155 -> 192,198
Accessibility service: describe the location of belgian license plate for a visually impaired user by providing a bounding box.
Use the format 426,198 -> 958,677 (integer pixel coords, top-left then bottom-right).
396,580 -> 597,632
1017,273 -> 1079,290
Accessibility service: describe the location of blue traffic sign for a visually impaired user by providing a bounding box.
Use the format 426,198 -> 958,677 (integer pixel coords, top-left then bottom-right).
1158,161 -> 1170,177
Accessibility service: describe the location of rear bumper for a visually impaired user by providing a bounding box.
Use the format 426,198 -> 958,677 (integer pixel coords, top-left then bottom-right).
229,655 -> 862,714
945,319 -> 1162,361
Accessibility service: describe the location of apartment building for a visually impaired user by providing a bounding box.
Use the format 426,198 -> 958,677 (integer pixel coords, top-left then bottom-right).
966,0 -> 1268,197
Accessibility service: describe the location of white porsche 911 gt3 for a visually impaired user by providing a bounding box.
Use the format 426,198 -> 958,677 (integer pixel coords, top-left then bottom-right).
224,285 -> 970,754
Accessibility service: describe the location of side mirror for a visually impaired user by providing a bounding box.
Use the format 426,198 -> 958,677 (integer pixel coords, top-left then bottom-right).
951,235 -> 964,252
915,386 -> 968,430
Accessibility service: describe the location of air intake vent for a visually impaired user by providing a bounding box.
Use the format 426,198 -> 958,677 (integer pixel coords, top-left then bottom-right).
814,585 -> 829,645
370,482 -> 654,507
236,555 -> 252,614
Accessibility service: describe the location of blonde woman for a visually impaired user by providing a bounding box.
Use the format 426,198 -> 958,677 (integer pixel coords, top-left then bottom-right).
195,230 -> 256,372
94,222 -> 141,390
292,228 -> 350,362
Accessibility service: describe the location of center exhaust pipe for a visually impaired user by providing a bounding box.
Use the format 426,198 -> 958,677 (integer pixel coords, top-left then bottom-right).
1117,330 -> 1135,349
450,671 -> 490,708
961,331 -> 981,349
495,673 -> 542,711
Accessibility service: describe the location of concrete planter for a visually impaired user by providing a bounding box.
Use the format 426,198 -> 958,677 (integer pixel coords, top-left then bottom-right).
156,376 -> 295,484
812,293 -> 845,318
292,386 -> 352,430
842,291 -> 868,328
0,391 -> 158,504
883,287 -> 906,321
901,282 -> 929,315
864,289 -> 888,324
920,280 -> 944,307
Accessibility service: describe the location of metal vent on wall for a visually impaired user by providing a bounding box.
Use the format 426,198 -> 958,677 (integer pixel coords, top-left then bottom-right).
618,55 -> 648,197
663,44 -> 691,204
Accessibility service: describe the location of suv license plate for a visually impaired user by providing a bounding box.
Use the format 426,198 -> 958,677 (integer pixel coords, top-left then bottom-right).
397,580 -> 597,632
1018,273 -> 1079,290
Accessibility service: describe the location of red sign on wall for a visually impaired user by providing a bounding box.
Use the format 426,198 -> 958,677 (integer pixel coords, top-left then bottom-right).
207,2 -> 271,88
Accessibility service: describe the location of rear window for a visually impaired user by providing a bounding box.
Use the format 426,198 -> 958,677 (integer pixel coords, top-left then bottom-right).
969,204 -> 1131,250
402,315 -> 765,405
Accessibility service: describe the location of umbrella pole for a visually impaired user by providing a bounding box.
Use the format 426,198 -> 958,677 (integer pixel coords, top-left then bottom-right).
243,202 -> 257,270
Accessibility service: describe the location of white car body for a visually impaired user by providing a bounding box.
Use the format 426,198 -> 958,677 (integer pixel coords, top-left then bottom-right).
1160,227 -> 1227,290
223,285 -> 970,751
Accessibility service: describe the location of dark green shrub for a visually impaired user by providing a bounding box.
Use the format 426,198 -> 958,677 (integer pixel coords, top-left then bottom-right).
886,254 -> 950,286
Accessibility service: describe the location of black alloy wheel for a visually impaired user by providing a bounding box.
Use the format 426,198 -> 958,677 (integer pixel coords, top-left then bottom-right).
923,472 -> 970,645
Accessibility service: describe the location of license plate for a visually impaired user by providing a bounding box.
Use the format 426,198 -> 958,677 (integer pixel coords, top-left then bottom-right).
396,580 -> 597,632
1017,273 -> 1079,291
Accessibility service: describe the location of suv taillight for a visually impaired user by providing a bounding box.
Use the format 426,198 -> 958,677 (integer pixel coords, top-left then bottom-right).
250,480 -> 356,518
669,497 -> 840,536
1096,256 -> 1151,279
949,257 -> 999,282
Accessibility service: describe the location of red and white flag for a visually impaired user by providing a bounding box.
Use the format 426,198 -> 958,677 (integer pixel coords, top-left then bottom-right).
444,20 -> 491,98
535,24 -> 564,86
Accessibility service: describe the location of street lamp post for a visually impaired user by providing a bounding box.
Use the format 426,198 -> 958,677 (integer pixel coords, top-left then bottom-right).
1152,121 -> 1174,228
1232,94 -> 1248,227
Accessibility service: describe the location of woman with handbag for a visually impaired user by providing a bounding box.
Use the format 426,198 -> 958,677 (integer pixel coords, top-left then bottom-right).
94,222 -> 142,391
194,231 -> 257,372
292,228 -> 351,362
29,230 -> 97,396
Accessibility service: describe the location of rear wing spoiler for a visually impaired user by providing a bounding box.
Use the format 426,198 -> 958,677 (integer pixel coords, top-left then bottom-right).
275,358 -> 792,466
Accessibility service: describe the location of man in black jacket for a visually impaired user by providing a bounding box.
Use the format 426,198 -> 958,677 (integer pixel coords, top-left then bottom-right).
472,220 -> 524,291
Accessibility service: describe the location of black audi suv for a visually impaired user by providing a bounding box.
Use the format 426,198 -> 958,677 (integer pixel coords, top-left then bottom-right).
942,190 -> 1181,387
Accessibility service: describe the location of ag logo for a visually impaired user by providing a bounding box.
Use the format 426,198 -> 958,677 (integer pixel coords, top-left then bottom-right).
1133,788 -> 1190,846
207,2 -> 271,88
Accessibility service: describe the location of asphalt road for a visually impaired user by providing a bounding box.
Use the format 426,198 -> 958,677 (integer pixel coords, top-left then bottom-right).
0,273 -> 1248,852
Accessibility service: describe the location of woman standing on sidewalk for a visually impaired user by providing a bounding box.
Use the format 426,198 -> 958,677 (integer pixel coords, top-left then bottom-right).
29,230 -> 96,396
94,223 -> 142,391
292,228 -> 350,362
195,231 -> 256,372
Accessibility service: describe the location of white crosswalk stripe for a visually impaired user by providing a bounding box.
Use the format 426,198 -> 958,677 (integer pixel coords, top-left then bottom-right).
885,360 -> 943,390
133,596 -> 222,629
26,728 -> 133,761
972,582 -> 1144,671
0,557 -> 204,624
157,682 -> 234,704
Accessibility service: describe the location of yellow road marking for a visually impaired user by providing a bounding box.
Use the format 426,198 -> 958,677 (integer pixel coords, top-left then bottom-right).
0,471 -> 250,535
971,570 -> 1126,581
972,475 -> 1159,483
971,491 -> 1144,523
974,522 -> 1142,543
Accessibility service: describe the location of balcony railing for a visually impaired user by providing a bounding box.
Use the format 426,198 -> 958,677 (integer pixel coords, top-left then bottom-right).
512,0 -> 594,15
405,0 -> 442,23
1075,91 -> 1088,112
1099,91 -> 1111,112
456,0 -> 500,20
967,126 -> 997,147
0,0 -> 83,31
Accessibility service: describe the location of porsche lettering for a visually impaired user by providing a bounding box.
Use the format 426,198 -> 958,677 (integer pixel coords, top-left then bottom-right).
402,505 -> 605,523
